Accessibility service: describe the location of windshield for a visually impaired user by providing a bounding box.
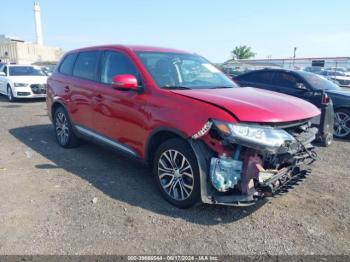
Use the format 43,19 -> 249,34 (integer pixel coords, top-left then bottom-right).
9,66 -> 46,76
136,52 -> 237,89
298,71 -> 341,90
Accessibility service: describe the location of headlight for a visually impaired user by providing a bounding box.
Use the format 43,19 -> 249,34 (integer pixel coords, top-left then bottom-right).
213,120 -> 295,152
14,83 -> 28,87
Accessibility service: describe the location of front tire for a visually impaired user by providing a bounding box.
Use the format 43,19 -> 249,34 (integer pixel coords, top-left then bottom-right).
153,138 -> 201,209
53,107 -> 80,148
7,86 -> 15,102
334,109 -> 350,139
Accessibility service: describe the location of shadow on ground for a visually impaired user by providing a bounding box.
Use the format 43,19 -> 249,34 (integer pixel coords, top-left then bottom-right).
10,124 -> 268,225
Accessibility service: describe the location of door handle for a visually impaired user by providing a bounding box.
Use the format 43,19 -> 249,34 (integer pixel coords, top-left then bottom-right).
64,86 -> 70,93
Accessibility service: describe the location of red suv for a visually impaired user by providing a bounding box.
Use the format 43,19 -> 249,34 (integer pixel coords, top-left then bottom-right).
47,45 -> 320,208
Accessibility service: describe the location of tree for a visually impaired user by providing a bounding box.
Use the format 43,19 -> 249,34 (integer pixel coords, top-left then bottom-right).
231,45 -> 256,60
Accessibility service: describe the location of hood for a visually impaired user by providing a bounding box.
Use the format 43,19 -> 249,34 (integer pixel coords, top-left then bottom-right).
9,76 -> 48,85
327,88 -> 350,97
171,87 -> 320,123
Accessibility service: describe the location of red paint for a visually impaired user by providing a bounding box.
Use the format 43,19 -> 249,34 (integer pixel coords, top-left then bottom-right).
171,88 -> 320,123
112,74 -> 138,90
47,45 -> 320,160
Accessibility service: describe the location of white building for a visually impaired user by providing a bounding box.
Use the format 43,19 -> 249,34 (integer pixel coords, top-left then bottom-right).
0,35 -> 64,64
0,2 -> 64,64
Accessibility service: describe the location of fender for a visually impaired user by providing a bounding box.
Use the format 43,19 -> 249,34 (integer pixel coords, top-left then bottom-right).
144,126 -> 188,163
188,139 -> 215,204
50,96 -> 68,121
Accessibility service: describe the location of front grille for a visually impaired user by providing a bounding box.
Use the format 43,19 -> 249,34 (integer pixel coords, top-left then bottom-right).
17,92 -> 31,96
30,84 -> 47,94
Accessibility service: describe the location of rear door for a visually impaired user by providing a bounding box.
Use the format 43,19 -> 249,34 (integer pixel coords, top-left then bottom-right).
68,51 -> 100,129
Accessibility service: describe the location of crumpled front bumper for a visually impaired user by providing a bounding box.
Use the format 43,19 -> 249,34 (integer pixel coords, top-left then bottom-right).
190,123 -> 318,207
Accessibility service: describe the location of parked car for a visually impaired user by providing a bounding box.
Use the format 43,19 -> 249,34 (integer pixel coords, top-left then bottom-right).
47,45 -> 320,208
325,67 -> 350,77
321,70 -> 350,88
304,66 -> 324,75
41,65 -> 56,76
234,69 -> 335,145
0,64 -> 48,101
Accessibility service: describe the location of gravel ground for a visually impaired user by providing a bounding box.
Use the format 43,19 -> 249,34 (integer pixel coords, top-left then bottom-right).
0,95 -> 349,255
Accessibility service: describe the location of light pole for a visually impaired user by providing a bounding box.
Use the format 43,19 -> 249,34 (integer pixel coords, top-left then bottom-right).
292,47 -> 297,69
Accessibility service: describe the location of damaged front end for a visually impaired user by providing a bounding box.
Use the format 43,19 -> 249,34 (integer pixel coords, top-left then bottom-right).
191,119 -> 318,206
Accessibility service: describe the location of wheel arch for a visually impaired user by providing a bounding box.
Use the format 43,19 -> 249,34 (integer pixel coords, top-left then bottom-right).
145,127 -> 189,165
51,100 -> 68,120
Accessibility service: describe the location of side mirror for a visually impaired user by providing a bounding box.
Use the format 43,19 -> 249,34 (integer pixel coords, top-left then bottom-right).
112,74 -> 138,91
0,72 -> 6,76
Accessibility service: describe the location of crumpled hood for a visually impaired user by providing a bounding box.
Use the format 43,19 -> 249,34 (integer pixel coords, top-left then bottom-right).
171,87 -> 320,123
8,76 -> 48,85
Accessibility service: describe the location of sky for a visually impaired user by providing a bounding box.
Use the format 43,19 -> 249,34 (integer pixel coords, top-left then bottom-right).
1,0 -> 350,62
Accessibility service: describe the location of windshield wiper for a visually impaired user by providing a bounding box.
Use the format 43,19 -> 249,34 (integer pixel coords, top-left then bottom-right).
161,85 -> 191,90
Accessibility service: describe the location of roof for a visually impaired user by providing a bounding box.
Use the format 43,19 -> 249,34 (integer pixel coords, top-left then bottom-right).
240,68 -> 316,76
237,56 -> 350,62
66,45 -> 193,55
127,45 -> 192,54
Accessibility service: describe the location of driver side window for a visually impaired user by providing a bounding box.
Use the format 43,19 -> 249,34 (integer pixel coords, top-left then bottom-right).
100,51 -> 139,84
275,72 -> 303,89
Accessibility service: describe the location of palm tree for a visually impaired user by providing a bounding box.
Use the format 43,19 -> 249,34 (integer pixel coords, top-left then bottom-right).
231,46 -> 256,60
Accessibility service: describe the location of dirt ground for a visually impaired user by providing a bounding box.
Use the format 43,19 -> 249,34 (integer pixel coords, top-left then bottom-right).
0,95 -> 349,255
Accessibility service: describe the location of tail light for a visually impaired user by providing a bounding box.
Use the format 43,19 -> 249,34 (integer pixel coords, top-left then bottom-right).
322,93 -> 330,105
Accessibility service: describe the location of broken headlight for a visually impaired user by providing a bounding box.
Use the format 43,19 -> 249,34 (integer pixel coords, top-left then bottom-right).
213,120 -> 296,152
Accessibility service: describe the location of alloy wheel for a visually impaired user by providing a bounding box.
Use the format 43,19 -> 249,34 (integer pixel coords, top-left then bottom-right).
55,112 -> 70,145
157,149 -> 194,201
334,111 -> 350,138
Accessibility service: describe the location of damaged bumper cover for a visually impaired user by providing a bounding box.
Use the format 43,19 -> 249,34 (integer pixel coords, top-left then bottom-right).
190,119 -> 318,206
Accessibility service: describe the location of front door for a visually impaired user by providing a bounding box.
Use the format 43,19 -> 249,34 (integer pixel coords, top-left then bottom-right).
92,50 -> 149,156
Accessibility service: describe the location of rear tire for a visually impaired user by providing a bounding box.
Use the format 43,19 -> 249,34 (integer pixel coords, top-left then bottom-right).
153,138 -> 201,209
7,86 -> 15,102
334,109 -> 350,139
53,107 -> 80,148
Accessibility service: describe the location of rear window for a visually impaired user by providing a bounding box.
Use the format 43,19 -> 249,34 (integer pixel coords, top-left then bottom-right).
73,51 -> 99,81
59,53 -> 77,75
